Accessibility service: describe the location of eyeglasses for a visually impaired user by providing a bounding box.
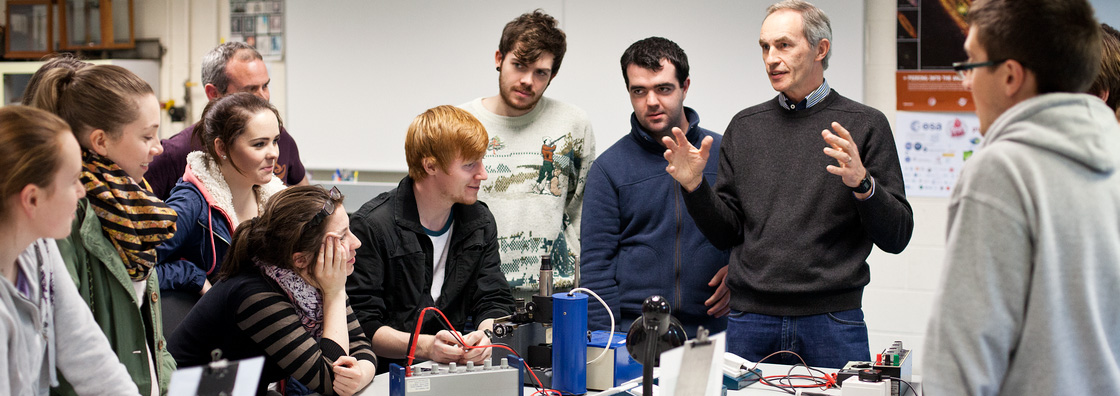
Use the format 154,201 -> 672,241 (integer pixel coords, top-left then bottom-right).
308,186 -> 342,227
952,59 -> 1008,79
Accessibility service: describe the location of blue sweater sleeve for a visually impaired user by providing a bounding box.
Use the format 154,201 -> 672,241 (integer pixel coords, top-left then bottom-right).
580,162 -> 623,332
156,260 -> 207,293
155,185 -> 208,292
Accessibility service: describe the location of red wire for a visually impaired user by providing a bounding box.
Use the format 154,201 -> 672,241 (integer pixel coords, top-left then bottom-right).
404,307 -> 561,396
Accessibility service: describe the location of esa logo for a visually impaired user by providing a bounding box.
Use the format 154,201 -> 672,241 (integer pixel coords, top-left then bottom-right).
910,120 -> 943,132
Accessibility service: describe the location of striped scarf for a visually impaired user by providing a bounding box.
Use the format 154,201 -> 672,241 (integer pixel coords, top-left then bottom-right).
81,149 -> 178,281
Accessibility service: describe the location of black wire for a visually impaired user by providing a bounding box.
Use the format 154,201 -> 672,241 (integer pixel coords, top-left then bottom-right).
753,362 -> 830,394
747,351 -> 835,394
756,375 -> 797,395
785,363 -> 829,379
886,376 -> 921,396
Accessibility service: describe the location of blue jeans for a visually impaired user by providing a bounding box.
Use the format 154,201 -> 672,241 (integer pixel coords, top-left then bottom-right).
725,308 -> 870,369
284,377 -> 312,396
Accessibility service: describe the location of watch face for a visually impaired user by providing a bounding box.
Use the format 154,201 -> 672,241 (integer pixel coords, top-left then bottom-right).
854,176 -> 872,193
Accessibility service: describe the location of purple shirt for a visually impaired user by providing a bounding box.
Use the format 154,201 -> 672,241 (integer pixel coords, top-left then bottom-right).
145,123 -> 306,199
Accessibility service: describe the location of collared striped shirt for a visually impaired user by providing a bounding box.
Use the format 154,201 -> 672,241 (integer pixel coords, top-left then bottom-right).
778,79 -> 831,111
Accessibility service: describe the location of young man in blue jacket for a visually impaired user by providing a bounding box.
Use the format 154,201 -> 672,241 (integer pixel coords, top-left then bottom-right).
581,37 -> 730,338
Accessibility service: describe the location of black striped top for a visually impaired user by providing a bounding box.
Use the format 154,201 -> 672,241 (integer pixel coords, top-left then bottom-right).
168,272 -> 377,395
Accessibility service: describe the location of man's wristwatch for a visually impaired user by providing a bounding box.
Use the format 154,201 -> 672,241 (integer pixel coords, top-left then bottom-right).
852,174 -> 873,194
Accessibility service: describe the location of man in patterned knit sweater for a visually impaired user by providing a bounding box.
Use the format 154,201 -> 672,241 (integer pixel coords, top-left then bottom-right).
460,10 -> 595,298
663,0 -> 913,368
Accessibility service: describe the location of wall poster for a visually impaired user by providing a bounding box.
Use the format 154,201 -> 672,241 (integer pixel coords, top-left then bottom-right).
230,0 -> 284,61
896,0 -> 971,112
895,112 -> 982,197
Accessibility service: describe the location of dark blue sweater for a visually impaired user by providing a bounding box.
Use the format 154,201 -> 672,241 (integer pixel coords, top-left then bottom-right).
581,108 -> 729,337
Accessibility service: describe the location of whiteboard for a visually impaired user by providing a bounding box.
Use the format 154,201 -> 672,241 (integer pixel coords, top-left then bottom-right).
286,0 -> 865,172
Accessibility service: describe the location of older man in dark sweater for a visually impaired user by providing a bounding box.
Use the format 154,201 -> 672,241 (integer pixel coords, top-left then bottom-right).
663,0 -> 913,368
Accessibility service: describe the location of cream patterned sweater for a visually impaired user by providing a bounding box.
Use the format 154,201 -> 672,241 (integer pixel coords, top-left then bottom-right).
460,97 -> 596,296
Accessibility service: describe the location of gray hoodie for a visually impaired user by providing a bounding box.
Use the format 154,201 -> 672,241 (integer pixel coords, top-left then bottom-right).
923,93 -> 1120,395
0,239 -> 139,395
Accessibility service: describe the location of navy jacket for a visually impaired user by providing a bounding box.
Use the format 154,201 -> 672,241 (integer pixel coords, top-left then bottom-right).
155,179 -> 232,293
581,108 -> 729,337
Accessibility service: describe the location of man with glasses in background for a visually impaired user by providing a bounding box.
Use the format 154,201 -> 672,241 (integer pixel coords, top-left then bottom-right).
347,105 -> 514,373
924,0 -> 1120,394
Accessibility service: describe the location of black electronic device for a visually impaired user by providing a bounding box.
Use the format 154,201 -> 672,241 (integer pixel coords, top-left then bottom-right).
839,341 -> 913,396
837,360 -> 875,384
873,341 -> 912,396
625,295 -> 687,396
491,298 -> 553,387
489,255 -> 557,387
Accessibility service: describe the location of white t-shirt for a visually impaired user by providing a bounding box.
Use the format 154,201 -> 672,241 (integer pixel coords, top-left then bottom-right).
425,218 -> 453,302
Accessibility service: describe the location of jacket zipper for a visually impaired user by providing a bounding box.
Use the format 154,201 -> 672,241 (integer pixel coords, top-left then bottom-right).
198,217 -> 230,275
674,181 -> 682,309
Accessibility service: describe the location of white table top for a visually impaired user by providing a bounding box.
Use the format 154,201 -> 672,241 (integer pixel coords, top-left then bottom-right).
357,362 -> 860,395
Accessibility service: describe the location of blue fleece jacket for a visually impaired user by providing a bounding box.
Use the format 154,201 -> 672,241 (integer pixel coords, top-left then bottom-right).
581,108 -> 729,337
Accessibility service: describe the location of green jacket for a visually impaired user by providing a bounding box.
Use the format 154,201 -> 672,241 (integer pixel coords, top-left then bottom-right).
53,198 -> 175,395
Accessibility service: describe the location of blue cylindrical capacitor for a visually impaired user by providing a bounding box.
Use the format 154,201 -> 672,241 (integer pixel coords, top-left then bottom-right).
553,292 -> 588,395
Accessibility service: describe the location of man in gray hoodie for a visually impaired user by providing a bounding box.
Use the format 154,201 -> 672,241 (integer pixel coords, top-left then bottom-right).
923,0 -> 1120,395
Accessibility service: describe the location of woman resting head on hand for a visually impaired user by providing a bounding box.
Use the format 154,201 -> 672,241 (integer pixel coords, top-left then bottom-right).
169,185 -> 376,396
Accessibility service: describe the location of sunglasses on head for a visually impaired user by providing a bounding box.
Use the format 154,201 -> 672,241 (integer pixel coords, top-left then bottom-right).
308,186 -> 342,228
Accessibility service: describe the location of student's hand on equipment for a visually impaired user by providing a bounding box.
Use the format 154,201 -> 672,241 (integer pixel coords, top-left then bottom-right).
459,329 -> 493,364
425,330 -> 466,363
705,265 -> 731,317
331,356 -> 364,396
315,232 -> 348,298
662,126 -> 713,192
821,121 -> 868,188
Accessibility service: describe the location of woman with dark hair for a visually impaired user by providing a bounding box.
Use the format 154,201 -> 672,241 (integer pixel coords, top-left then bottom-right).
31,64 -> 177,396
169,186 -> 377,396
0,106 -> 140,395
156,92 -> 286,296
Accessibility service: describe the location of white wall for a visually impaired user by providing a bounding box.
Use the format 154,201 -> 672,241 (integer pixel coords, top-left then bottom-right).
284,0 -> 865,172
859,0 -> 947,376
